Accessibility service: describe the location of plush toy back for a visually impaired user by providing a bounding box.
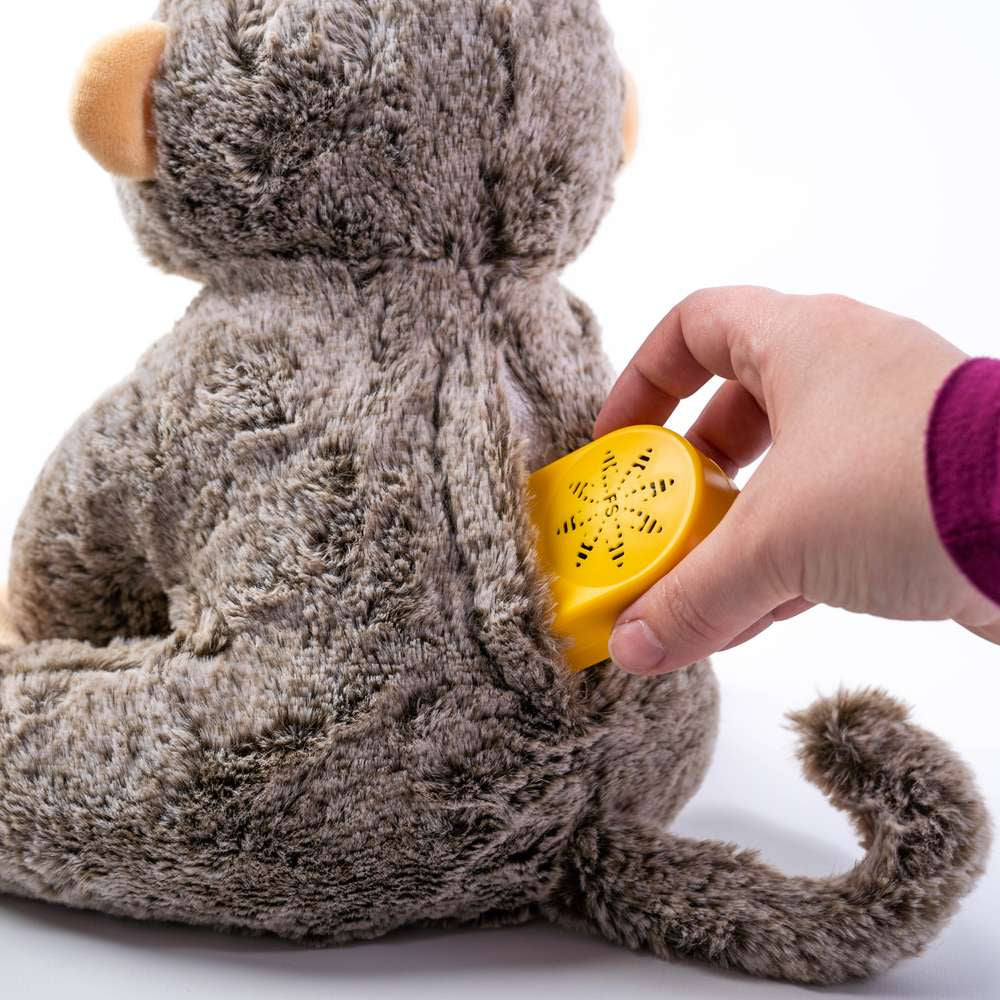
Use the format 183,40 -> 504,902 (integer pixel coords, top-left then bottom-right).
4,0 -> 657,946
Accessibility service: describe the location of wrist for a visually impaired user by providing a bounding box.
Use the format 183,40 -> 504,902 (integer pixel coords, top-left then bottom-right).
962,620 -> 1000,647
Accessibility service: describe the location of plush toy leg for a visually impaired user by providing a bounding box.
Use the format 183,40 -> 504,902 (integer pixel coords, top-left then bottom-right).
0,637 -> 299,930
0,585 -> 24,651
546,690 -> 991,986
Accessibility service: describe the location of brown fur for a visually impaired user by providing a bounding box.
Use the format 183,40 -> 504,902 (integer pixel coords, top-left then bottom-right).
0,1 -> 989,985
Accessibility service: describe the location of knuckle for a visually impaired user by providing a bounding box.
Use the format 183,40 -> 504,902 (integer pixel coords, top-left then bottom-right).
736,322 -> 771,373
731,500 -> 798,598
679,287 -> 720,320
684,285 -> 772,314
751,519 -> 802,598
809,292 -> 863,315
652,574 -> 719,648
683,285 -> 782,350
763,538 -> 800,600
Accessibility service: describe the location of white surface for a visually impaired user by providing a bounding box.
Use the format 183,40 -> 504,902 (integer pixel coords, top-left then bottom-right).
1,1 -> 997,998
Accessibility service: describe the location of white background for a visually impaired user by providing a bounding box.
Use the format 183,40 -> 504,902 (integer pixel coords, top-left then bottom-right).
1,2 -> 997,998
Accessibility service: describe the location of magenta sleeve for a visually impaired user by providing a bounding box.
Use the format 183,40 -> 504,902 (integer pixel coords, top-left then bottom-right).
926,358 -> 1000,606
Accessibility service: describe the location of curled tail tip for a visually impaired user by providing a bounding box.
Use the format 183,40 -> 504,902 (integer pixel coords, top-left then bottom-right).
789,686 -> 991,882
787,687 -> 912,792
788,687 -> 983,799
788,685 -> 910,737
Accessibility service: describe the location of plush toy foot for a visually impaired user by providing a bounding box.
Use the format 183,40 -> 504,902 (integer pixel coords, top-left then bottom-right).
0,584 -> 25,650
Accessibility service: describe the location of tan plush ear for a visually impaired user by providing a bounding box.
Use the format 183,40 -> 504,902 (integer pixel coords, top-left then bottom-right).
623,71 -> 640,165
70,23 -> 168,180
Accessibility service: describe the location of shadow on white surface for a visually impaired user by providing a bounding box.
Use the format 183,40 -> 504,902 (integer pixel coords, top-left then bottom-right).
2,882 -> 995,1000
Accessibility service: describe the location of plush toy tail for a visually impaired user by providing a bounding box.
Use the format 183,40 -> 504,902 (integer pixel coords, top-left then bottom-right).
547,689 -> 991,985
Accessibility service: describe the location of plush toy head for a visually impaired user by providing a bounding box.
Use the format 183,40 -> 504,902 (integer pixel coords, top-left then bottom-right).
71,0 -> 638,281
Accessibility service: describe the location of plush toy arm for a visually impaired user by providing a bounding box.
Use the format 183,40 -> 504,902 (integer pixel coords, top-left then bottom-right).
7,399 -> 169,648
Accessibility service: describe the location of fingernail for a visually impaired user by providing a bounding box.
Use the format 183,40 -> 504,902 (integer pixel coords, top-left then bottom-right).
610,620 -> 665,675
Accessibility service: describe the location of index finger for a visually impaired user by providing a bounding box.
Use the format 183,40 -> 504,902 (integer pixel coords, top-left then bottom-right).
594,286 -> 783,438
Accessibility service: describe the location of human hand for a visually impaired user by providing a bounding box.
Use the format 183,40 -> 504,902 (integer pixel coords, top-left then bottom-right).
597,288 -> 1000,675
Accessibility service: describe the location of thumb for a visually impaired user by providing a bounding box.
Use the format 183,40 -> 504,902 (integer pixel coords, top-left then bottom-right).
608,501 -> 793,675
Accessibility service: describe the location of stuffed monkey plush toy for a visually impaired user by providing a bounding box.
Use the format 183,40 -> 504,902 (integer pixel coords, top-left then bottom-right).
0,1 -> 989,985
